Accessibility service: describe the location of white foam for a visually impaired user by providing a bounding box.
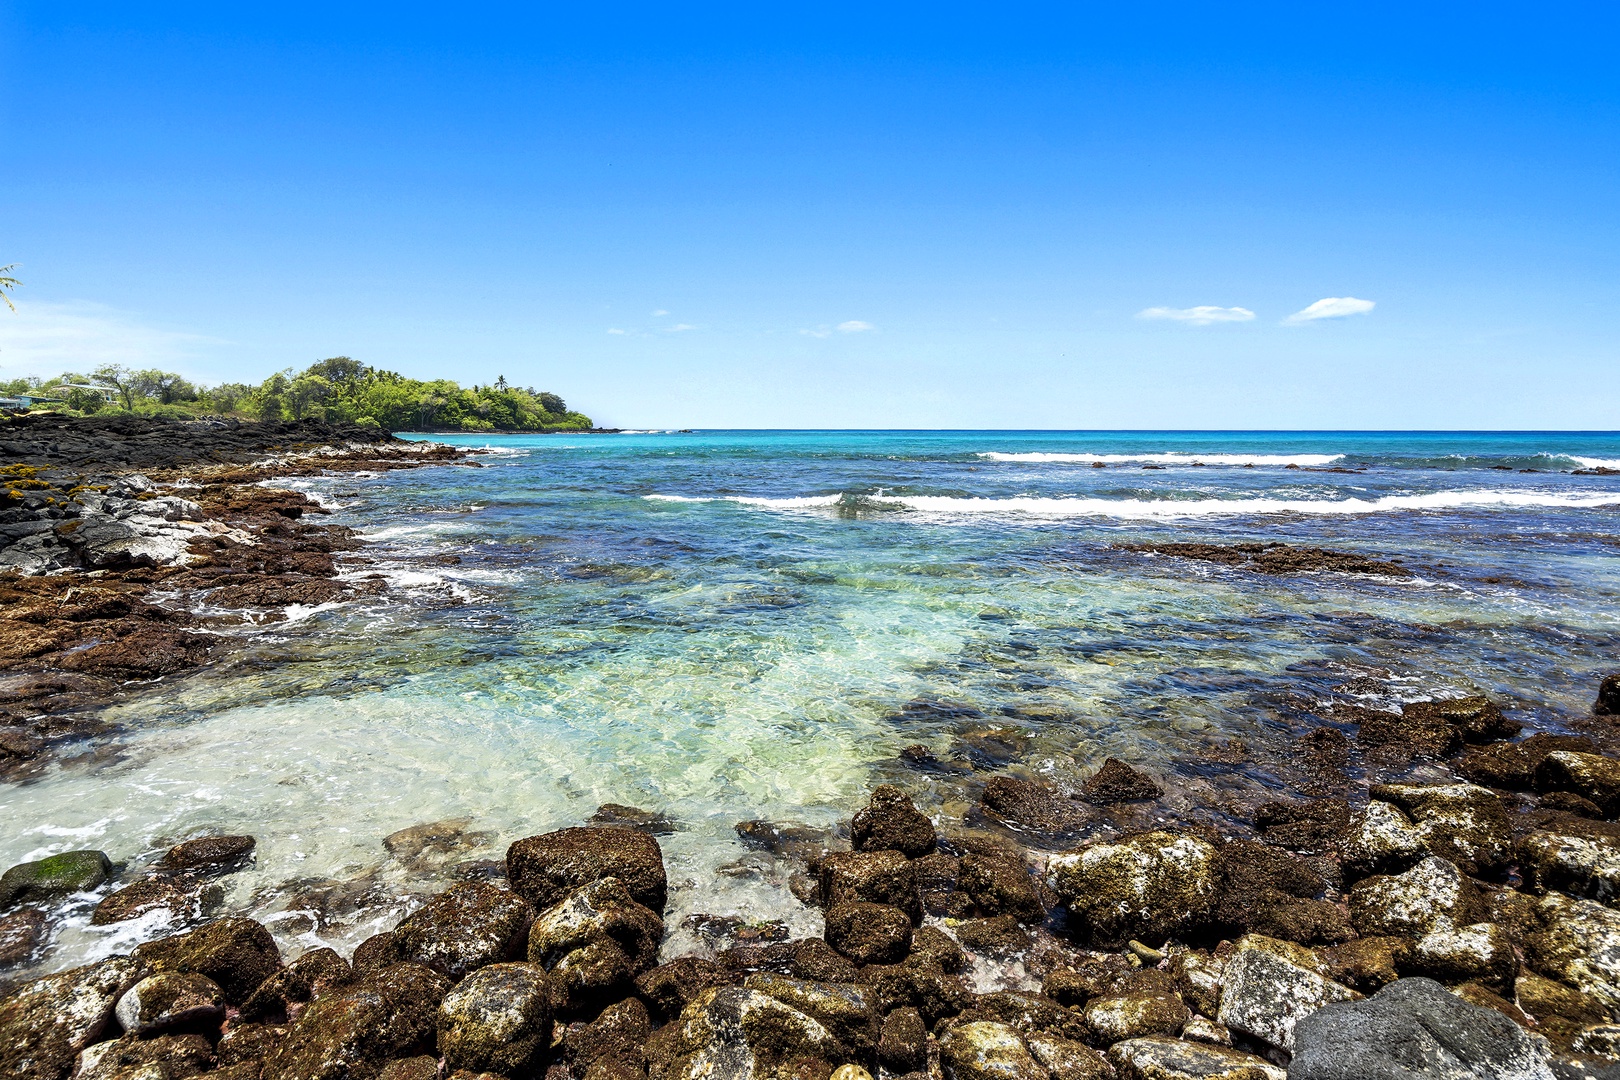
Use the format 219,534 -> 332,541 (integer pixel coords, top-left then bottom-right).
977,451 -> 1344,466
1571,457 -> 1620,469
647,489 -> 1620,520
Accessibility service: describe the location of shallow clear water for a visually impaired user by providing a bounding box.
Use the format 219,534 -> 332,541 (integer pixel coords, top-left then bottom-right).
7,430 -> 1620,972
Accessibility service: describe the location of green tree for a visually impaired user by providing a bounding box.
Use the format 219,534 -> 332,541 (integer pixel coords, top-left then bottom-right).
0,264 -> 19,312
92,364 -> 137,411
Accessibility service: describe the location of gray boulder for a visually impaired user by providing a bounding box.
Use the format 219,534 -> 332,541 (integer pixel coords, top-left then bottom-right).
1289,977 -> 1555,1080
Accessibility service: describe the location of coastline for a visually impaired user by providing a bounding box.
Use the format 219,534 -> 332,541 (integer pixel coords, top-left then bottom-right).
3,421 -> 1620,1078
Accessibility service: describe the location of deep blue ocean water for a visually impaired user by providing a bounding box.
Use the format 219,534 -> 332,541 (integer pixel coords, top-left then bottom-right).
8,430 -> 1620,968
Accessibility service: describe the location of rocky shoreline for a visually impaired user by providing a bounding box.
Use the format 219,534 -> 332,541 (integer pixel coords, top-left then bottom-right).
0,415 -> 474,779
6,417 -> 1620,1079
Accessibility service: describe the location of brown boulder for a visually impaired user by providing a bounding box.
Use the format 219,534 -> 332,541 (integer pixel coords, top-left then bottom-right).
0,956 -> 142,1080
959,852 -> 1045,923
1456,734 -> 1599,790
634,956 -> 733,1022
392,882 -> 534,981
817,849 -> 920,922
824,902 -> 912,965
92,877 -> 224,927
133,917 -> 283,1003
979,776 -> 1095,842
261,962 -> 451,1080
506,827 -> 666,913
851,785 -> 936,858
161,835 -> 257,874
1595,674 -> 1620,717
1079,758 -> 1161,805
1536,752 -> 1620,818
239,947 -> 353,1021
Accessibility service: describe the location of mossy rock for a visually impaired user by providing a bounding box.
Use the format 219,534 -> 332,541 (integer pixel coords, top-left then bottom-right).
0,850 -> 112,908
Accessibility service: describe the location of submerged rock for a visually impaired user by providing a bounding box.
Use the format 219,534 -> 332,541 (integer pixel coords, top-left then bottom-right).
92,876 -> 224,926
0,956 -> 141,1080
506,826 -> 667,913
1079,758 -> 1161,805
979,776 -> 1096,842
1046,831 -> 1221,947
1288,977 -> 1555,1080
0,907 -> 49,968
435,961 -> 553,1076
850,784 -> 936,857
0,850 -> 112,908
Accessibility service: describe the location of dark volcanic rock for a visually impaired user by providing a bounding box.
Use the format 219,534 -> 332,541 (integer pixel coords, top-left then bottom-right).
0,906 -> 48,968
1290,977 -> 1553,1079
0,414 -> 400,470
1046,831 -> 1221,948
1121,540 -> 1412,577
133,916 -> 284,1002
1596,674 -> 1620,717
634,956 -> 733,1022
851,784 -> 936,858
817,850 -> 921,923
92,876 -> 224,926
392,882 -> 534,981
979,776 -> 1095,841
1079,758 -> 1161,805
113,971 -> 227,1036
505,826 -> 667,913
261,962 -> 451,1080
239,946 -> 353,1021
1457,734 -> 1601,790
1536,752 -> 1620,818
1254,798 -> 1351,854
74,1032 -> 215,1080
958,852 -> 1045,922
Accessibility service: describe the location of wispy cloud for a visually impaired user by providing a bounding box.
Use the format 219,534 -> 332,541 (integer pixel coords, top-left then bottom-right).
606,328 -> 627,335
0,300 -> 225,375
837,320 -> 875,333
1136,305 -> 1256,326
666,323 -> 697,332
1284,296 -> 1375,324
650,309 -> 669,317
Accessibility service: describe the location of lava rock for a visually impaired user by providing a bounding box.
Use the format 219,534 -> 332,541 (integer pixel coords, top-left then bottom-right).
1340,801 -> 1429,881
0,956 -> 142,1080
824,902 -> 912,965
506,827 -> 667,913
634,956 -> 733,1022
261,962 -> 452,1080
1371,782 -> 1513,876
392,882 -> 535,981
851,784 -> 936,858
1046,831 -> 1221,948
114,971 -> 226,1036
92,877 -> 224,926
0,850 -> 112,908
133,917 -> 284,1003
239,946 -> 353,1021
0,906 -> 48,968
1348,857 -> 1484,939
879,1006 -> 927,1073
958,851 -> 1045,922
1595,675 -> 1620,717
1082,990 -> 1190,1045
436,961 -> 553,1076
1288,976 -> 1555,1080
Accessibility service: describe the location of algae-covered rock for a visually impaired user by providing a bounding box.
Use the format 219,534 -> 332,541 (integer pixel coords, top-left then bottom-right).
1527,892 -> 1620,1008
527,877 -> 663,1010
0,955 -> 142,1080
1316,936 -> 1412,994
1340,801 -> 1428,881
656,985 -> 845,1080
0,906 -> 48,968
392,881 -> 534,981
435,962 -> 553,1076
239,946 -> 353,1021
160,835 -> 256,875
1026,1033 -> 1114,1080
817,849 -> 921,923
92,877 -> 224,927
823,901 -> 912,964
0,850 -> 112,908
1215,934 -> 1359,1053
1107,1034 -> 1286,1079
878,1006 -> 926,1073
261,962 -> 451,1080
972,989 -> 1090,1043
1348,856 -> 1484,939
133,916 -> 283,1003
1370,782 -> 1513,876
939,1019 -> 1046,1080
506,826 -> 667,912
1456,734 -> 1599,790
113,971 -> 226,1036
1080,757 -> 1161,805
1289,977 -> 1555,1080
635,955 -> 734,1022
743,972 -> 879,1057
563,995 -> 651,1077
1083,990 -> 1190,1045
1522,829 -> 1620,905
73,1032 -> 214,1080
1409,922 -> 1518,991
851,784 -> 936,858
1536,752 -> 1620,819
1170,949 -> 1227,1018
959,852 -> 1045,922
1046,831 -> 1221,947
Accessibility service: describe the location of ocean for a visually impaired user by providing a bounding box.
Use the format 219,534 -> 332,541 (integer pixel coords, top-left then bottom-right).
7,429 -> 1620,970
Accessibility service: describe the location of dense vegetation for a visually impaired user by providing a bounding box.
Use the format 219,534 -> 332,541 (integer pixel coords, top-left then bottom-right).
0,357 -> 593,432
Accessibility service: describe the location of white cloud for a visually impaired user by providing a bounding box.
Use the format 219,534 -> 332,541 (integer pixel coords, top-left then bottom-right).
0,300 -> 224,376
650,309 -> 669,316
1136,305 -> 1256,326
666,323 -> 697,332
1284,296 -> 1376,324
837,320 -> 875,333
606,328 -> 626,335
799,327 -> 831,338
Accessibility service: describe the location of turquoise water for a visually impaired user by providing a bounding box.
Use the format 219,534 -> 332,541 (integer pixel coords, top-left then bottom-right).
6,430 -> 1620,971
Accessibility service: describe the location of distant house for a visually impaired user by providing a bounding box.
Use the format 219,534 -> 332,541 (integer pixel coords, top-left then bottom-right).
0,393 -> 66,409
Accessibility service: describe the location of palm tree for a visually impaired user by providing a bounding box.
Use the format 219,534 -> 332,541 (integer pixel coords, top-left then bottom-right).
0,265 -> 18,311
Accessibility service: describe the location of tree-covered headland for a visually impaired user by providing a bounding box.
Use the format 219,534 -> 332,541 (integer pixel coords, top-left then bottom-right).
0,357 -> 593,432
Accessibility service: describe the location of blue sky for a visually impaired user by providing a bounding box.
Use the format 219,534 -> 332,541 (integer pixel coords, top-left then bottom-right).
1,3 -> 1616,428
